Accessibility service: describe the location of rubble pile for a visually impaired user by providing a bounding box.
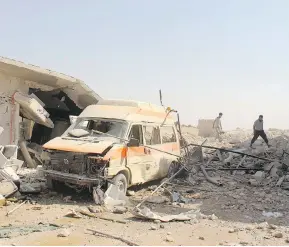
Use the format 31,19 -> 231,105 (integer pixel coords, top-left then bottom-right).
130,128 -> 289,226
2,127 -> 289,225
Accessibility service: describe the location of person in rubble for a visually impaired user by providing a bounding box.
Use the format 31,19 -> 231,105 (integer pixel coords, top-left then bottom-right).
213,112 -> 223,141
250,115 -> 271,148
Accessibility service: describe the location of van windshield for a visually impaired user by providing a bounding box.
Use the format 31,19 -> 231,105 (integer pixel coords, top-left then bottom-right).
65,118 -> 128,140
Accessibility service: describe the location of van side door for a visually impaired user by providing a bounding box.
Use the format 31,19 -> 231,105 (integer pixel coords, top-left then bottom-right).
160,125 -> 179,177
126,124 -> 150,184
143,125 -> 162,181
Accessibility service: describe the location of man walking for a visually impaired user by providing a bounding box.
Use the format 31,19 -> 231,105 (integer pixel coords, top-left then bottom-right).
213,112 -> 223,141
250,115 -> 270,148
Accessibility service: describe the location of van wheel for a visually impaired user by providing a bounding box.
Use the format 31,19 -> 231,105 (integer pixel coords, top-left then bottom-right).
112,173 -> 128,196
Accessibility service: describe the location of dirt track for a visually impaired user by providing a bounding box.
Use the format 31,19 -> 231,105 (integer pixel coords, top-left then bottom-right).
1,183 -> 289,246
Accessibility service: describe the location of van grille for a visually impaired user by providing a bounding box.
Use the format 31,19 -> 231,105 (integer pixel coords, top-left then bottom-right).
50,151 -> 86,175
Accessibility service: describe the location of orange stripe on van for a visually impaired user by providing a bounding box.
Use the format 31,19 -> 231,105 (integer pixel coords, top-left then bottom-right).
105,143 -> 179,160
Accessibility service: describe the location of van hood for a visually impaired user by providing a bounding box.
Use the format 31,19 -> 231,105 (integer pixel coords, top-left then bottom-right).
43,137 -> 115,155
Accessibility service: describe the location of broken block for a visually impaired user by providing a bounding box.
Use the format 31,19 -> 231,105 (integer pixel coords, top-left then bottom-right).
253,171 -> 265,181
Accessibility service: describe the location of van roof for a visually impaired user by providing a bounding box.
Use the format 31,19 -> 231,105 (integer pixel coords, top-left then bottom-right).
79,99 -> 176,124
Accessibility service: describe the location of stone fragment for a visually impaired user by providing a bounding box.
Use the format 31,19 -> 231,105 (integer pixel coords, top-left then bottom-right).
268,224 -> 277,230
87,206 -> 103,213
57,229 -> 71,237
209,214 -> 218,220
0,194 -> 5,206
127,190 -> 135,196
274,232 -> 283,238
228,229 -> 237,233
166,236 -> 174,242
150,225 -> 157,230
239,241 -> 249,246
112,206 -> 127,214
253,171 -> 265,181
63,196 -> 72,202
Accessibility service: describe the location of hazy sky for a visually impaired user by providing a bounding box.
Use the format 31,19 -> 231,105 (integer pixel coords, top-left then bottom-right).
0,0 -> 288,130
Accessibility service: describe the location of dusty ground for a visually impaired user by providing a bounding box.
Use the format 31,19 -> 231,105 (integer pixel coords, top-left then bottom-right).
1,127 -> 289,246
1,181 -> 289,246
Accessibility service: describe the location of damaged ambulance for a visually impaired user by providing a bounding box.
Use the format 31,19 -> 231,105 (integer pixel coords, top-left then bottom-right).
42,99 -> 180,195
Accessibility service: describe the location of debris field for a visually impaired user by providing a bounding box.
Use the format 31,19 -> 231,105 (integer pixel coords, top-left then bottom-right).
1,127 -> 289,245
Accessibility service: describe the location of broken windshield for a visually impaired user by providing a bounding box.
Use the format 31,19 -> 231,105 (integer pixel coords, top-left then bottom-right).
65,118 -> 128,140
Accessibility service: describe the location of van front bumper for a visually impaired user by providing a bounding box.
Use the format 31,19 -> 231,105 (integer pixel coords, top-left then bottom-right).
44,170 -> 104,186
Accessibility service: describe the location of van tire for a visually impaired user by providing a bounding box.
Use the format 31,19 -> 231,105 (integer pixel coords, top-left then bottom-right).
112,173 -> 128,196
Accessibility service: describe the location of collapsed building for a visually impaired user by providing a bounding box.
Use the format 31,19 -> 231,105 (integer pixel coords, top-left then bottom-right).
0,56 -> 101,192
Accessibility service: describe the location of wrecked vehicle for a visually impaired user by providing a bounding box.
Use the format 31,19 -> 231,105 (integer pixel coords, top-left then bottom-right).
42,99 -> 180,195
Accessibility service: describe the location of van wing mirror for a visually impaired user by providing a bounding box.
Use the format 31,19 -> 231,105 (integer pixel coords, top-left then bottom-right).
127,138 -> 140,147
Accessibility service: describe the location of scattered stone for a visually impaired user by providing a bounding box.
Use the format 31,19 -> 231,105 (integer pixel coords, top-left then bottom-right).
285,239 -> 289,243
268,224 -> 277,230
166,236 -> 174,242
274,232 -> 283,238
57,229 -> 71,237
150,225 -> 157,230
0,194 -> 6,206
245,226 -> 253,231
148,185 -> 158,191
65,209 -> 82,218
167,232 -> 172,235
257,222 -> 268,229
228,229 -> 236,233
208,214 -> 218,220
160,224 -> 165,229
154,220 -> 161,224
147,196 -> 169,204
249,179 -> 260,186
252,204 -> 263,211
199,236 -> 205,240
63,196 -> 72,202
126,190 -> 135,196
262,211 -> 283,218
239,241 -> 249,246
112,206 -> 127,214
199,213 -> 208,219
87,206 -> 103,213
190,219 -> 199,224
253,171 -> 265,181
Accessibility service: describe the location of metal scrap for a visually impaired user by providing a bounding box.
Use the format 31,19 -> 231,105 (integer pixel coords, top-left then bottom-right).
6,200 -> 28,216
87,228 -> 139,246
132,206 -> 200,222
135,139 -> 207,209
0,179 -> 18,197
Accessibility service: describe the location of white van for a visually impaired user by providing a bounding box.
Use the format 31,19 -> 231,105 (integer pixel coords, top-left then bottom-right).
42,99 -> 180,194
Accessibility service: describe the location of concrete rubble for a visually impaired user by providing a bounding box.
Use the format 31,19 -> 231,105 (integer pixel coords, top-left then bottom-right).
1,126 -> 289,245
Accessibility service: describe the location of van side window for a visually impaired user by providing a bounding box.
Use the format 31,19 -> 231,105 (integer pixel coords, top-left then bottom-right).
144,126 -> 161,145
129,125 -> 143,145
161,126 -> 177,143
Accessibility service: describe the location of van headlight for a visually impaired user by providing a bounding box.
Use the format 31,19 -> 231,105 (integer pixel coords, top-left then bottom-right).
87,156 -> 109,176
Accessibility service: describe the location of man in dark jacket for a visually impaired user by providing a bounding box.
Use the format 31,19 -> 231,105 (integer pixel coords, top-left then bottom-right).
250,115 -> 270,148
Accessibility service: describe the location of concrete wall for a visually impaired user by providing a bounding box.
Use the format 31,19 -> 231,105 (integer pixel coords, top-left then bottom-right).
0,72 -> 52,146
